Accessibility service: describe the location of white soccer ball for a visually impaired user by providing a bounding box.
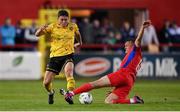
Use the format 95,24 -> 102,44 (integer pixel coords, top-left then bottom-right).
79,92 -> 93,104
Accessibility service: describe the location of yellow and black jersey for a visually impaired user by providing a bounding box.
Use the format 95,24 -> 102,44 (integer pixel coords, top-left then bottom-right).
44,22 -> 79,57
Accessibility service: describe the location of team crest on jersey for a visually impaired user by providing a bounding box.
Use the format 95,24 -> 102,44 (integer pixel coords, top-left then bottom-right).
69,26 -> 73,31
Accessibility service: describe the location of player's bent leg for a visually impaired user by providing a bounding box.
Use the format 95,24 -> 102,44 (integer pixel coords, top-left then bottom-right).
64,62 -> 75,91
105,93 -> 131,104
105,92 -> 119,104
107,87 -> 144,104
43,71 -> 55,104
62,75 -> 111,104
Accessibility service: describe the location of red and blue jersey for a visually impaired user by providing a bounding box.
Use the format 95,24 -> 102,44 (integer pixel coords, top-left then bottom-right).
120,44 -> 142,74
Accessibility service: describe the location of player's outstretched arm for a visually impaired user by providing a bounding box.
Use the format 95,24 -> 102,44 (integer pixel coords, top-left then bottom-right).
35,25 -> 48,37
135,20 -> 151,47
74,31 -> 83,48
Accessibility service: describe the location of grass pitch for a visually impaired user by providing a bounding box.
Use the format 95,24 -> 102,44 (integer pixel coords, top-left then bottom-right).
0,78 -> 180,111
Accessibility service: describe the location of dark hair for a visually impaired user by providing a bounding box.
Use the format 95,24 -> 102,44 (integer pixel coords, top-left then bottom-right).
58,10 -> 69,17
125,37 -> 135,43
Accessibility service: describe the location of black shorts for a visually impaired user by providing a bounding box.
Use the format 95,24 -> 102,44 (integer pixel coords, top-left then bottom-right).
46,54 -> 74,75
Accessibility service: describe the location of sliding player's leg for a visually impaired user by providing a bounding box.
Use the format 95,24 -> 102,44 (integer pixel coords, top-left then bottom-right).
105,86 -> 131,104
63,75 -> 111,104
105,72 -> 144,104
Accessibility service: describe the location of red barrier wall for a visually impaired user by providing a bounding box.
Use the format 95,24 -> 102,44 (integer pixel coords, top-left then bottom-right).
0,0 -> 179,29
0,0 -> 43,24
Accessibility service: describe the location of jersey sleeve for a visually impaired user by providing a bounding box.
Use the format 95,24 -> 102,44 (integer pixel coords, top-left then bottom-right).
74,23 -> 79,33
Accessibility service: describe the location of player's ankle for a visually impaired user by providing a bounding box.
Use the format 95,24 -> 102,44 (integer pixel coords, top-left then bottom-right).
67,91 -> 74,96
67,79 -> 75,91
48,89 -> 55,95
132,96 -> 144,104
130,98 -> 135,104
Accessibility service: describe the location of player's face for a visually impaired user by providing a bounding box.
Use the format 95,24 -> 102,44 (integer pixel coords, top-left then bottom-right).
58,16 -> 69,27
124,41 -> 133,53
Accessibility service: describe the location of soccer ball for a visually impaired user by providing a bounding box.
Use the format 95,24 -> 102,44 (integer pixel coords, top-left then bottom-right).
79,92 -> 93,104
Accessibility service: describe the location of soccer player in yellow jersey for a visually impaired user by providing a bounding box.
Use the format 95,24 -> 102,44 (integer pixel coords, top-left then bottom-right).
35,9 -> 82,104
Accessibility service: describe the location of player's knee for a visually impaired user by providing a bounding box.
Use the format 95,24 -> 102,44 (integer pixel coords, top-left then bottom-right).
104,98 -> 113,104
43,80 -> 51,87
104,99 -> 109,104
65,68 -> 73,77
64,62 -> 74,77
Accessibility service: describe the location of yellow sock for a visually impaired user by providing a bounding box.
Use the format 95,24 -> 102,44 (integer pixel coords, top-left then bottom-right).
66,77 -> 75,91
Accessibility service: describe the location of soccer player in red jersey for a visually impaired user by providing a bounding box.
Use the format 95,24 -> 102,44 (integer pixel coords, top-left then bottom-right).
61,20 -> 151,104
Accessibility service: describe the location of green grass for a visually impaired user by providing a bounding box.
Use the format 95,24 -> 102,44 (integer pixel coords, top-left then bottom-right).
0,79 -> 180,111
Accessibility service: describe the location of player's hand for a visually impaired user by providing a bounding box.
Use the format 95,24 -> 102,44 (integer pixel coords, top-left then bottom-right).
143,20 -> 151,28
40,24 -> 48,31
74,43 -> 81,48
35,24 -> 48,37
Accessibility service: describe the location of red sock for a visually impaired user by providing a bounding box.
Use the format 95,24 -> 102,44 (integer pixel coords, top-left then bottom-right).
112,99 -> 130,104
73,83 -> 93,95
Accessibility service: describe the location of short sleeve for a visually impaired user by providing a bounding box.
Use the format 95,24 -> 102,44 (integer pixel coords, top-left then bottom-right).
74,23 -> 79,33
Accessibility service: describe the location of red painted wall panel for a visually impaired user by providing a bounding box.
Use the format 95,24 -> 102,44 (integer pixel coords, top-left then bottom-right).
0,0 -> 179,29
0,0 -> 43,24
